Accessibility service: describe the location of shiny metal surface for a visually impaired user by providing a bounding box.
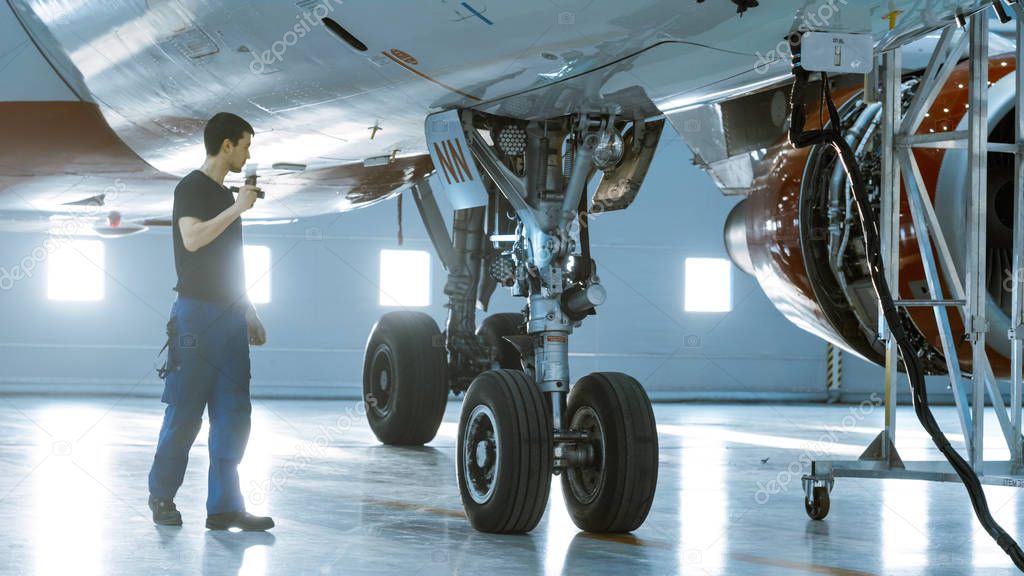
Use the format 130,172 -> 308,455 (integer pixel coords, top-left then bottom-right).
932,66 -> 1020,372
1012,1 -> 1024,468
880,47 -> 902,456
462,403 -> 499,505
12,0 -> 984,165
900,147 -> 975,452
2,397 -> 1024,574
0,0 -> 987,229
0,101 -> 434,226
967,13 -> 990,470
722,198 -> 753,277
734,85 -> 871,362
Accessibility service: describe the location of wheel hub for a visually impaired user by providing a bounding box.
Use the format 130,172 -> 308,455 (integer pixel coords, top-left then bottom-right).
566,406 -> 604,505
369,344 -> 395,418
463,405 -> 500,504
475,440 -> 490,468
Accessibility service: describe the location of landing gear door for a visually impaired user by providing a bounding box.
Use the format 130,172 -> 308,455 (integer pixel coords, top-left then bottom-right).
425,110 -> 488,210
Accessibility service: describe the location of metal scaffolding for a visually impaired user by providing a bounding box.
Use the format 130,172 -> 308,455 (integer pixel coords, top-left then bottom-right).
803,6 -> 1024,511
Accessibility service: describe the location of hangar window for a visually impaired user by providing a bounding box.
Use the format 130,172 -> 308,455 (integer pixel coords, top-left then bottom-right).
48,239 -> 105,301
244,245 -> 272,304
684,257 -> 732,313
379,249 -> 431,307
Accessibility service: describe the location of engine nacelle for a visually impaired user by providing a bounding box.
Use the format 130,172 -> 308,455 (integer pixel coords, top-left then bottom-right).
720,55 -> 1018,376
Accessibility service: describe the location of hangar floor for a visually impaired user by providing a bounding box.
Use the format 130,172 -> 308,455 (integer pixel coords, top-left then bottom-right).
1,397 -> 1021,575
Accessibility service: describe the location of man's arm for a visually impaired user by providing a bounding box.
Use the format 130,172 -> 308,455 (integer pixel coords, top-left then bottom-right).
179,185 -> 258,252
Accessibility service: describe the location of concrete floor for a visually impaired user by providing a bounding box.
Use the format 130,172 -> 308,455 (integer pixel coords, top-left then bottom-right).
1,397 -> 1023,575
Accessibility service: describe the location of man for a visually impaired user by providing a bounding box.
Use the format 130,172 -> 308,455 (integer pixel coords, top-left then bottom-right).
147,112 -> 273,531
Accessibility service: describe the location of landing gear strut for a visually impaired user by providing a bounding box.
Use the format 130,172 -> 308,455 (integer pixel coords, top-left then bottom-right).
363,108 -> 663,534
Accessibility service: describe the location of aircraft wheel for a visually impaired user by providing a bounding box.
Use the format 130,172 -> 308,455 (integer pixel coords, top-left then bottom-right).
458,369 -> 552,533
476,313 -> 524,370
363,311 -> 448,445
561,372 -> 658,532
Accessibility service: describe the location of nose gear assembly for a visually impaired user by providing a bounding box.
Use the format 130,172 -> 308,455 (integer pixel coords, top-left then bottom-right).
363,108 -> 663,533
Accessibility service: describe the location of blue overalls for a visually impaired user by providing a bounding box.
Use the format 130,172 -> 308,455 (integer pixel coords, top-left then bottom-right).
148,296 -> 252,515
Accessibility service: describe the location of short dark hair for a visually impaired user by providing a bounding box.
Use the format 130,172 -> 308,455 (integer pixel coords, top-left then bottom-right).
203,112 -> 254,156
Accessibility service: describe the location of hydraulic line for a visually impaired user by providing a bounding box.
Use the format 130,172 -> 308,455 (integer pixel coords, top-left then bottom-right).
789,47 -> 1024,569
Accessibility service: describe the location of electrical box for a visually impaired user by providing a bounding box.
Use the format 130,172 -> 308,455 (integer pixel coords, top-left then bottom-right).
801,32 -> 874,74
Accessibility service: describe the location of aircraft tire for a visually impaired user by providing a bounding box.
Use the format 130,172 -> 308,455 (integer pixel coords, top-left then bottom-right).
458,369 -> 552,533
561,372 -> 659,533
362,311 -> 448,445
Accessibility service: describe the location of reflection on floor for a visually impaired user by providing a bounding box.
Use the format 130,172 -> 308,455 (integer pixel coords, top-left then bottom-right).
0,397 -> 1021,575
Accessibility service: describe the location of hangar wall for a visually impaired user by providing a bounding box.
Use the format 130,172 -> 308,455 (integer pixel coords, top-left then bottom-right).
0,130 -> 919,401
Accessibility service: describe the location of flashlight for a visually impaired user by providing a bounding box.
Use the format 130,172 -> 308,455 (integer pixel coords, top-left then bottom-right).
229,163 -> 264,198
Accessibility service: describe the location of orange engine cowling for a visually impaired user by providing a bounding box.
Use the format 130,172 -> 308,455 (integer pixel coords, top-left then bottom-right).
725,55 -> 1018,376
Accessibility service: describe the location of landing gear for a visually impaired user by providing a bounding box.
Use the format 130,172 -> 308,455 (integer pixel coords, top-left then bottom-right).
476,313 -> 524,370
363,107 -> 663,533
561,372 -> 659,532
363,311 -> 449,445
457,369 -> 552,533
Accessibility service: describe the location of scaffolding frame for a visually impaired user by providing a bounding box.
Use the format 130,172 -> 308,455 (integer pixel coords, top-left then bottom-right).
803,5 -> 1024,506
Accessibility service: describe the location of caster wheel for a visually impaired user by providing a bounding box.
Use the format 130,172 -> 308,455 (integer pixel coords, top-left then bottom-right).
476,313 -> 524,370
363,311 -> 449,445
561,372 -> 659,533
457,369 -> 552,533
805,486 -> 830,520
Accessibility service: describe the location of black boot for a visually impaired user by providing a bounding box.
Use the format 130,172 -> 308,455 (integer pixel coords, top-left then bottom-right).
206,511 -> 275,531
149,495 -> 182,526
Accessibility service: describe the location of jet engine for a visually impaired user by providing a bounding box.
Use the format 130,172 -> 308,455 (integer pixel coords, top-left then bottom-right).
712,55 -> 1018,376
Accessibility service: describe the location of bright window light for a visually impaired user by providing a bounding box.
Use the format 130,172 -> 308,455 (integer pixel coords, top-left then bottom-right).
379,249 -> 431,307
684,257 -> 732,313
244,245 -> 271,304
48,239 -> 105,301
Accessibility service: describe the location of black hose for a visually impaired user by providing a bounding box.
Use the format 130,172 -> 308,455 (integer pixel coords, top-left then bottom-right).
788,62 -> 1024,570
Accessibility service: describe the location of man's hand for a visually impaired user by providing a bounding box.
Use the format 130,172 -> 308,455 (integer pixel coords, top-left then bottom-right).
246,307 -> 267,346
235,185 -> 260,212
179,185 -> 258,253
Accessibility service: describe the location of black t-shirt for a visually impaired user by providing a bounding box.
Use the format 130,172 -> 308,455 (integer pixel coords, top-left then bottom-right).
172,170 -> 247,304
